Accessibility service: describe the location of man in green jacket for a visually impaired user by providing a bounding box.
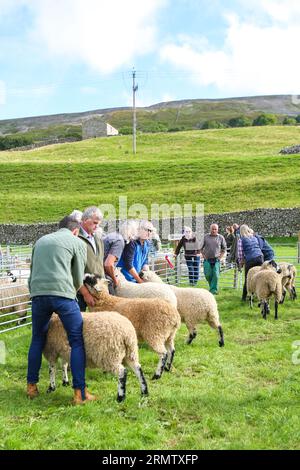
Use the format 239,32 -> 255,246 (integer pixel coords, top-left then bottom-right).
77,206 -> 105,311
27,215 -> 97,404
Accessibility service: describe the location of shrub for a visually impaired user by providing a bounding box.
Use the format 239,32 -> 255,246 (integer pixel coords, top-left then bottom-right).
202,120 -> 225,129
295,115 -> 300,123
0,135 -> 34,151
119,126 -> 133,135
282,117 -> 297,126
253,113 -> 278,126
228,116 -> 253,128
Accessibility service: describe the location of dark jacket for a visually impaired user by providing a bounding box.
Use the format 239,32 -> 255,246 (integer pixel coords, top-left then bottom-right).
255,234 -> 274,261
241,236 -> 263,263
175,236 -> 201,257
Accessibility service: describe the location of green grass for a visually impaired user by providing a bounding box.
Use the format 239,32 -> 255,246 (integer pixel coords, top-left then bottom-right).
0,288 -> 299,450
0,126 -> 300,223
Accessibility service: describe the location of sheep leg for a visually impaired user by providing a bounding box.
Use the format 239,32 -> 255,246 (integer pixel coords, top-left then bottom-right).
186,328 -> 197,345
152,351 -> 168,380
117,366 -> 127,402
274,300 -> 279,320
62,362 -> 69,387
292,287 -> 297,300
165,336 -> 176,371
218,325 -> 225,347
249,295 -> 253,309
47,363 -> 57,393
280,289 -> 286,304
132,365 -> 149,397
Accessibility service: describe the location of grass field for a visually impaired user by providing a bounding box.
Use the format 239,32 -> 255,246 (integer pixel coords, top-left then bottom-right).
0,126 -> 299,222
0,286 -> 299,450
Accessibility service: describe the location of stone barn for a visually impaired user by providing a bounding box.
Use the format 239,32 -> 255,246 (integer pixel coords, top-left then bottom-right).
82,116 -> 118,139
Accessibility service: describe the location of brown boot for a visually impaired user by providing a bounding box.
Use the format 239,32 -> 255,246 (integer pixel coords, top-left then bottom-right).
72,388 -> 98,405
27,383 -> 39,399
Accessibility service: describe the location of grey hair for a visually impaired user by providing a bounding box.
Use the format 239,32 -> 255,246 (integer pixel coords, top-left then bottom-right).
139,219 -> 153,231
82,206 -> 103,221
69,209 -> 83,223
59,215 -> 81,231
119,220 -> 139,242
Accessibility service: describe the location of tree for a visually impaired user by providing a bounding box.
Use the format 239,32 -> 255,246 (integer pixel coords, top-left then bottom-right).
282,117 -> 297,126
202,120 -> 225,129
253,114 -> 278,126
228,116 -> 253,128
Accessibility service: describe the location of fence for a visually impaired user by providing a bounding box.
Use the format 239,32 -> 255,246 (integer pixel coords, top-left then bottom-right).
0,242 -> 299,334
0,245 -> 32,333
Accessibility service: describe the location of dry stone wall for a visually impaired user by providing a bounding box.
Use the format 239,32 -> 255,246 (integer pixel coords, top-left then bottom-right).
0,208 -> 299,245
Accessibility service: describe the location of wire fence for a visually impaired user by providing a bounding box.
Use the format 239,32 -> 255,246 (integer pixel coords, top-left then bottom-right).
0,242 -> 299,334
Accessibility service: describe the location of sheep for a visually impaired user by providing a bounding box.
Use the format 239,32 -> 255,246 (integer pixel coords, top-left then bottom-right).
115,269 -> 177,308
278,262 -> 297,302
140,270 -> 224,347
84,274 -> 181,380
247,260 -> 281,308
43,311 -> 149,402
250,269 -> 283,320
0,283 -> 30,325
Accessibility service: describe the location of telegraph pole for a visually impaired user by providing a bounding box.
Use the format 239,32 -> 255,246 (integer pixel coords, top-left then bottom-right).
132,68 -> 138,154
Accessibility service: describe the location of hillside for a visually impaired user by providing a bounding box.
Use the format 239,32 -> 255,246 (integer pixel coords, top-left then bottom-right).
0,126 -> 299,223
1,95 -> 300,138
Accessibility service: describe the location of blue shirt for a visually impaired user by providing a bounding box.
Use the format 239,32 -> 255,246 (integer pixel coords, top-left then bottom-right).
117,239 -> 150,282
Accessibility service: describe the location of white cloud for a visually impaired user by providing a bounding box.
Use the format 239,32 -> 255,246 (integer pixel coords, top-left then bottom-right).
24,0 -> 166,74
0,81 -> 6,105
160,7 -> 300,96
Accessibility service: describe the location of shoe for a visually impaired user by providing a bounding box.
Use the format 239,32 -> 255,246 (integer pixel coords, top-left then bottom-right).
72,388 -> 98,405
27,383 -> 39,399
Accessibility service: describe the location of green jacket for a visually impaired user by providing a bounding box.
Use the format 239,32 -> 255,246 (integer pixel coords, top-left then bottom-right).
28,228 -> 87,299
78,227 -> 105,278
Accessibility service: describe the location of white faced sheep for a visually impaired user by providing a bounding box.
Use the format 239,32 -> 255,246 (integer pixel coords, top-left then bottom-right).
278,262 -> 297,302
43,311 -> 149,402
115,269 -> 177,308
140,270 -> 224,347
0,283 -> 30,325
250,268 -> 283,320
247,260 -> 282,308
84,274 -> 181,380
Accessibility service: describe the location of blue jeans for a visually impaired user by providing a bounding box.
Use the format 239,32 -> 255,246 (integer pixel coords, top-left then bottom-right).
185,256 -> 201,285
27,296 -> 86,396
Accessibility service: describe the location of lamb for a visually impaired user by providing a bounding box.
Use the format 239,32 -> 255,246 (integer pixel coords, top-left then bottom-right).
115,269 -> 177,308
0,283 -> 30,324
278,262 -> 297,302
43,311 -> 148,402
250,269 -> 283,320
140,270 -> 224,347
84,274 -> 181,380
247,260 -> 281,308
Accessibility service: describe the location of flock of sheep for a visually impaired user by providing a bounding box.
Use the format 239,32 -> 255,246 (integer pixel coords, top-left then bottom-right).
0,257 -> 297,402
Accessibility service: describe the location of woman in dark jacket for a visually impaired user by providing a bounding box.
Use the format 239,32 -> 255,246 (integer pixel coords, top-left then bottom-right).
174,227 -> 201,286
238,224 -> 264,301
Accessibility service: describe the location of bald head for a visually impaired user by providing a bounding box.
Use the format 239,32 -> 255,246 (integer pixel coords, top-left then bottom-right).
210,224 -> 219,236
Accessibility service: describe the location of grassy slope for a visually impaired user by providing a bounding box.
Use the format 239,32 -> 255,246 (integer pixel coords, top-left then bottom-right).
0,126 -> 299,223
0,288 -> 299,450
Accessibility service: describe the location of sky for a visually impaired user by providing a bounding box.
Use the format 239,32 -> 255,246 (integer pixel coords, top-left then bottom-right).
0,0 -> 300,119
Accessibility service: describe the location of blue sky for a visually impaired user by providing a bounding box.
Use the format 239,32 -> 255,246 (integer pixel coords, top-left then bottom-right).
0,0 -> 300,119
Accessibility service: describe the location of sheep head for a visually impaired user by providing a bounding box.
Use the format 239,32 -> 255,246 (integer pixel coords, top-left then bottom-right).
83,274 -> 109,297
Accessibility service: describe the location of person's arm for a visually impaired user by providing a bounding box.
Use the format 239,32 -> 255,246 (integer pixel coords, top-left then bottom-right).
72,242 -> 95,307
174,237 -> 184,257
128,267 -> 144,283
104,254 -> 119,287
237,239 -> 244,266
219,236 -> 227,258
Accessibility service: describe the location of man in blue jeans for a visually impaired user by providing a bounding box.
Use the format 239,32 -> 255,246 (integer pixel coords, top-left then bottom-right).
27,215 -> 97,404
